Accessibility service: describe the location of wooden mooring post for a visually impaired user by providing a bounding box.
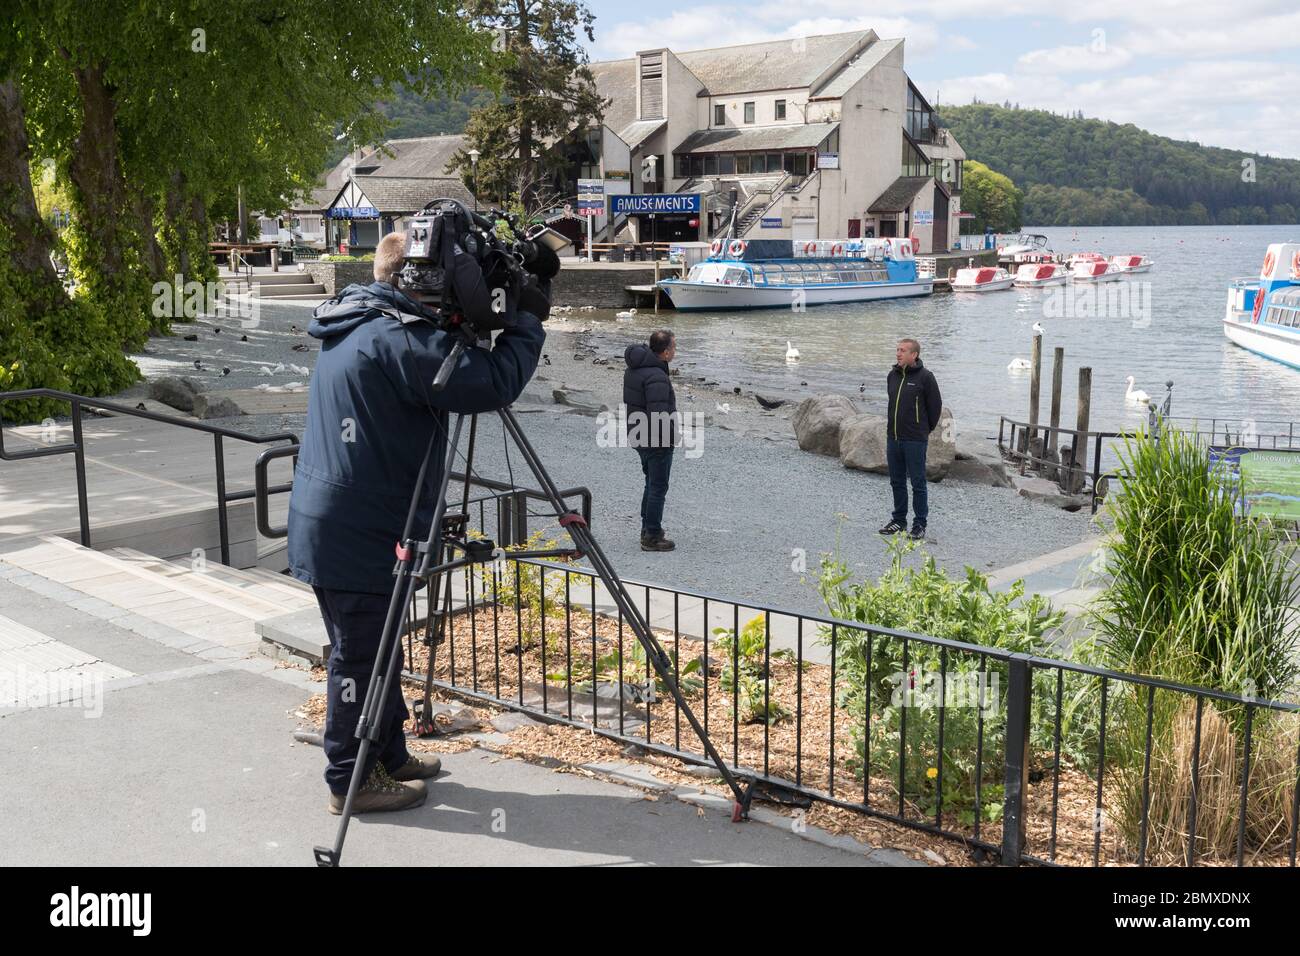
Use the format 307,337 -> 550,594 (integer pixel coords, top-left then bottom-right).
1068,367 -> 1093,495
1021,334 -> 1043,473
1046,346 -> 1064,479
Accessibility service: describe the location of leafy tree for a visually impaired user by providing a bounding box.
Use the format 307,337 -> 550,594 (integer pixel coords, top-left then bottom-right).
453,0 -> 607,211
960,160 -> 1023,232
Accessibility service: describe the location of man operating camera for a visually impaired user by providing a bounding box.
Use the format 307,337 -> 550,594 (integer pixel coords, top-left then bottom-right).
287,223 -> 551,815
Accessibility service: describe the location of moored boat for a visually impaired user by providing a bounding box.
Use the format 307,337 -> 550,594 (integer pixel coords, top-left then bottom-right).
1109,254 -> 1153,274
997,233 -> 1053,265
657,237 -> 933,311
1070,259 -> 1123,283
951,266 -> 1014,292
1223,242 -> 1300,370
1013,262 -> 1069,287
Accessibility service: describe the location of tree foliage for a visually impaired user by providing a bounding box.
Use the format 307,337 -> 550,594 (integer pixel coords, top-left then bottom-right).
939,103 -> 1300,226
960,160 -> 1024,233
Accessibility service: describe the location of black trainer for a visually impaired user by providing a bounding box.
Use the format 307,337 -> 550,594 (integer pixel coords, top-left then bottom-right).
878,520 -> 906,535
909,522 -> 927,541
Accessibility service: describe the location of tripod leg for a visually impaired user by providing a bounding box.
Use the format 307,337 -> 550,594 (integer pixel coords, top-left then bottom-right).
495,408 -> 754,821
314,414 -> 469,866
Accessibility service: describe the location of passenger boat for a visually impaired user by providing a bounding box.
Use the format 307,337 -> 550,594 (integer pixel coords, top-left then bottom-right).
951,266 -> 1014,292
1109,254 -> 1153,274
997,233 -> 1053,265
657,237 -> 932,311
1223,243 -> 1300,370
1067,251 -> 1106,267
1012,262 -> 1069,287
1070,259 -> 1122,283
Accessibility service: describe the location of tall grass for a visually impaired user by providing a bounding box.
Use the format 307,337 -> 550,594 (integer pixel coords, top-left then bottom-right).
1092,425 -> 1300,861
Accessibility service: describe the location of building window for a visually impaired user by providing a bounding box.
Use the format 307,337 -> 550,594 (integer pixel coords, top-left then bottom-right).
775,99 -> 786,120
691,155 -> 705,177
675,154 -> 689,178
704,154 -> 718,175
719,154 -> 735,175
766,153 -> 781,174
906,82 -> 934,143
744,102 -> 755,124
736,153 -> 751,174
902,137 -> 929,177
714,103 -> 725,126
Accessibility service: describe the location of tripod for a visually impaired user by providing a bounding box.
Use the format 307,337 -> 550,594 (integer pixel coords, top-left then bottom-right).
314,346 -> 754,867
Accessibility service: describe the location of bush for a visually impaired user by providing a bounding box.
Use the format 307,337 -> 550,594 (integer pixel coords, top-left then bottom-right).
712,614 -> 790,725
816,537 -> 1065,823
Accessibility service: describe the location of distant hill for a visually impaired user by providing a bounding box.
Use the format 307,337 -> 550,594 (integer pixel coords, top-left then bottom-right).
322,86 -> 495,169
936,104 -> 1300,226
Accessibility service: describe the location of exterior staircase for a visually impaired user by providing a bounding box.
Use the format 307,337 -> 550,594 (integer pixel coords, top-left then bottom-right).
250,272 -> 327,300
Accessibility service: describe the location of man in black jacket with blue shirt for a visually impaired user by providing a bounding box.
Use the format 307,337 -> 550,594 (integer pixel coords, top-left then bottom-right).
880,337 -> 942,540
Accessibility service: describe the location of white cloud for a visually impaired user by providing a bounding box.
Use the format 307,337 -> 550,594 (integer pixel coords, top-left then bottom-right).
1016,43 -> 1132,74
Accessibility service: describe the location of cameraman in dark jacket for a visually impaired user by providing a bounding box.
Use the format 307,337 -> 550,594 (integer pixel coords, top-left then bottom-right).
288,230 -> 547,815
880,337 -> 942,540
623,329 -> 677,552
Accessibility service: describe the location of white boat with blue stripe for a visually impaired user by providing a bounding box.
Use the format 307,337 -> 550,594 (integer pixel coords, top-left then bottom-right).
1224,242 -> 1300,370
657,237 -> 933,311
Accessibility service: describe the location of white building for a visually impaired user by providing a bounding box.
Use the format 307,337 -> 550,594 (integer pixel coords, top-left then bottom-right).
585,30 -> 966,253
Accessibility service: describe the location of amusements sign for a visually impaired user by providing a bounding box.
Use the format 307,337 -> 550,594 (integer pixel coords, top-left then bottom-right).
609,193 -> 702,215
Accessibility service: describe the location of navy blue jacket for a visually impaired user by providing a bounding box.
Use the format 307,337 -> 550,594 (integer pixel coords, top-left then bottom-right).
886,358 -> 942,442
622,344 -> 677,449
287,281 -> 545,593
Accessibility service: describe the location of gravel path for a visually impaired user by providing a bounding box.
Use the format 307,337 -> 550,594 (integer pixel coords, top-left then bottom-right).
119,297 -> 1097,615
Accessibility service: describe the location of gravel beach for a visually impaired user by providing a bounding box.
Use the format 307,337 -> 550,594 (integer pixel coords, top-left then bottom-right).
118,295 -> 1097,615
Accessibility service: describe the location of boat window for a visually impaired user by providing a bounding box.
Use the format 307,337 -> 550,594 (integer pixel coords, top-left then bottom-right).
723,267 -> 749,285
687,265 -> 705,281
784,272 -> 803,285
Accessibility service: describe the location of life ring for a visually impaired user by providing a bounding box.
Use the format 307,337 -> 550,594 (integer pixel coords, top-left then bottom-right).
830,242 -> 844,256
803,241 -> 816,255
709,238 -> 723,257
1261,251 -> 1275,278
728,239 -> 747,258
1291,249 -> 1300,279
1253,288 -> 1265,323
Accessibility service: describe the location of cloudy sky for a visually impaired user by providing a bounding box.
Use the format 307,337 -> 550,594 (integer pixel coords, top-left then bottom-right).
584,0 -> 1300,160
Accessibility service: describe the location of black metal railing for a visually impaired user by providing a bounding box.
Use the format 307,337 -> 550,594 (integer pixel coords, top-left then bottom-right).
0,389 -> 297,564
407,556 -> 1300,867
997,415 -> 1129,513
1166,416 -> 1300,451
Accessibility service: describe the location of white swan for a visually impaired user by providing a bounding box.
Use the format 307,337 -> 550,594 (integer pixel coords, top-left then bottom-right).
1008,358 -> 1032,371
616,308 -> 637,319
1032,321 -> 1045,334
785,341 -> 800,362
1125,376 -> 1151,405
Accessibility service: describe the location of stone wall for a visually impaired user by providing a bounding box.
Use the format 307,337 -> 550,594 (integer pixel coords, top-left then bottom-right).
551,265 -> 673,309
303,260 -> 375,295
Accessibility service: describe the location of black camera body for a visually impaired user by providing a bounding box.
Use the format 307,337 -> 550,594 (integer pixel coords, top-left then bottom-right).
399,198 -> 561,338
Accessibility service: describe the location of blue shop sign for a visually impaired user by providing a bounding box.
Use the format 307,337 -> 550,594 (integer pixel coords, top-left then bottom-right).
328,206 -> 380,219
609,193 -> 701,215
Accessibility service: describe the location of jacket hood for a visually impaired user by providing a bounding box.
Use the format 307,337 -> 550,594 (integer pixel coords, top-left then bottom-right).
308,281 -> 435,339
625,344 -> 667,370
892,357 -> 926,374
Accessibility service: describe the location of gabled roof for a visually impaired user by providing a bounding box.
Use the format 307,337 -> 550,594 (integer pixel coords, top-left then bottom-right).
811,38 -> 903,99
868,176 -> 932,213
618,119 -> 666,150
353,135 -> 467,177
674,122 -> 839,154
328,176 -> 476,216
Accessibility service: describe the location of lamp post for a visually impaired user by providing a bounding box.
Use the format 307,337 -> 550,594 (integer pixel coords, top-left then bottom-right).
646,155 -> 658,259
468,148 -> 480,213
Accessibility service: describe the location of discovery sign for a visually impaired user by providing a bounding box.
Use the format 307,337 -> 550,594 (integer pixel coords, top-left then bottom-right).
609,193 -> 702,215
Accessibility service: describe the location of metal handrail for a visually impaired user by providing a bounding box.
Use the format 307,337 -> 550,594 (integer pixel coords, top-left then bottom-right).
0,389 -> 298,564
997,415 -> 1129,512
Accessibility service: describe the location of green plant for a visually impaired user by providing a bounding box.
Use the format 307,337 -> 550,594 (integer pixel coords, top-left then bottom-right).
476,530 -> 570,652
816,537 -> 1065,821
713,615 -> 789,725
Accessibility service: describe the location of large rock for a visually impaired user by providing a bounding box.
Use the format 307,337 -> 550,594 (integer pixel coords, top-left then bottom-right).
948,452 -> 1014,489
551,385 -> 608,417
191,393 -> 245,419
792,394 -> 861,456
146,376 -> 200,413
839,414 -> 890,473
839,406 -> 957,481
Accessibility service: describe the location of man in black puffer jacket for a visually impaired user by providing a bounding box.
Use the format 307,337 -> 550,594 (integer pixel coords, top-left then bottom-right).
623,329 -> 678,551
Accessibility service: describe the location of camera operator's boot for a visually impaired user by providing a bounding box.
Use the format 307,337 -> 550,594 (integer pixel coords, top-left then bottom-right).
640,532 -> 675,552
392,753 -> 442,781
327,764 -> 426,815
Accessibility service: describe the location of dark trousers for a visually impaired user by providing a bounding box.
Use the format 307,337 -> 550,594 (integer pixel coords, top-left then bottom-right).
636,446 -> 673,536
313,586 -> 410,795
887,438 -> 929,525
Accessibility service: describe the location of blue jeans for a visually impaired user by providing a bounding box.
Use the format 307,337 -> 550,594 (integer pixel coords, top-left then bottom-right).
887,438 -> 928,526
636,446 -> 673,536
313,586 -> 411,795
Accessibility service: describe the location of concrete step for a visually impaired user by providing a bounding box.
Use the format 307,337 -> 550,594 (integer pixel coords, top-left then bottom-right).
103,547 -> 315,610
252,282 -> 327,297
250,272 -> 314,285
0,536 -> 278,652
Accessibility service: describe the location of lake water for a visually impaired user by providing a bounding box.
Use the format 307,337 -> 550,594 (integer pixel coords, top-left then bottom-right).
587,225 -> 1300,440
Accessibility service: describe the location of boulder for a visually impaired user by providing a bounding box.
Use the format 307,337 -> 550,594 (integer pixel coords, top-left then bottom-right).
191,394 -> 245,419
839,406 -> 957,481
839,414 -> 890,473
146,376 -> 200,413
792,394 -> 861,456
551,386 -> 608,417
948,454 -> 1014,489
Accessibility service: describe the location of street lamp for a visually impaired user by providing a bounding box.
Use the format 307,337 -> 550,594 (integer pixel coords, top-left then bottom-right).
468,148 -> 480,213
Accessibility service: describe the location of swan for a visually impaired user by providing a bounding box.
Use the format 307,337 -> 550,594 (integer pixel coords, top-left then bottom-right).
1008,358 -> 1032,371
616,308 -> 637,319
1032,321 -> 1045,334
785,341 -> 800,362
1125,376 -> 1150,405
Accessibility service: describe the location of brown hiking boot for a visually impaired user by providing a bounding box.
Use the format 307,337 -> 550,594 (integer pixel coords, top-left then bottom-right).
640,533 -> 675,552
391,753 -> 442,781
327,763 -> 426,815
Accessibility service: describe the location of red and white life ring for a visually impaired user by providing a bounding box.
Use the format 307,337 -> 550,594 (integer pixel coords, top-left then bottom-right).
1261,251 -> 1276,279
1253,287 -> 1265,323
1291,250 -> 1300,279
803,241 -> 817,255
728,239 -> 747,258
709,238 -> 724,257
830,242 -> 844,256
